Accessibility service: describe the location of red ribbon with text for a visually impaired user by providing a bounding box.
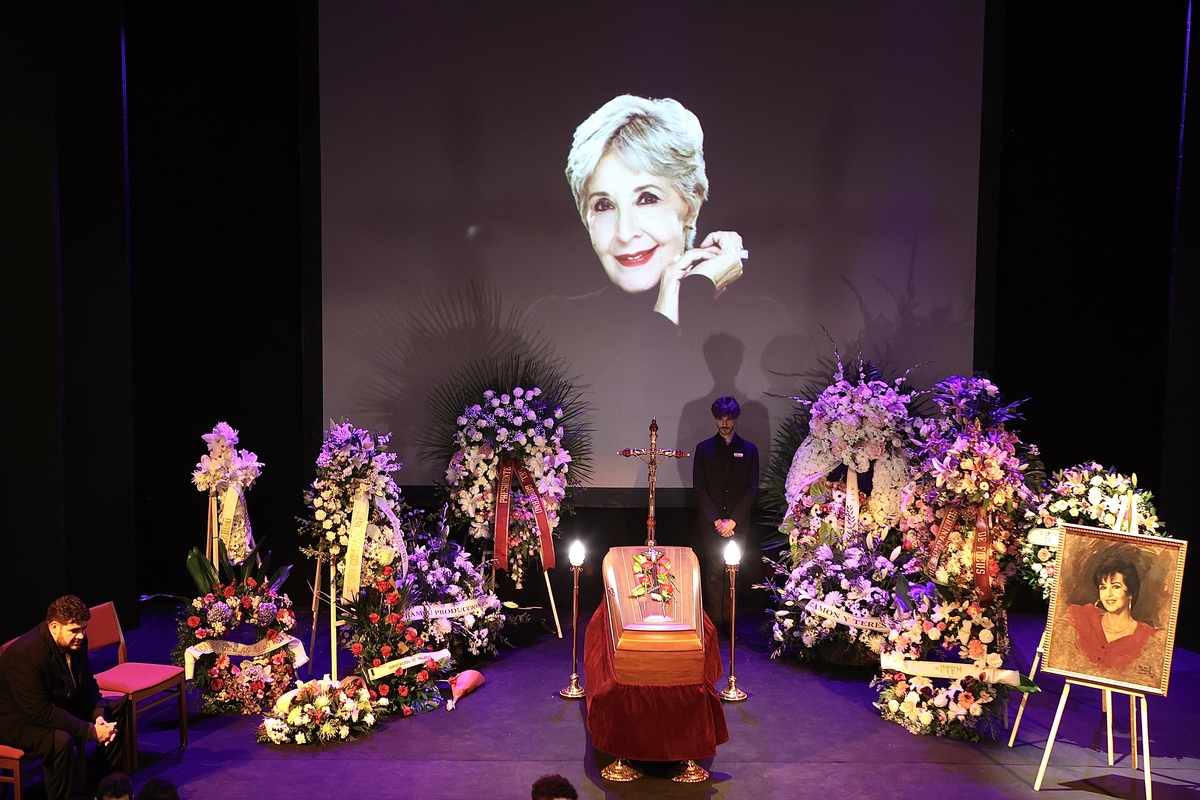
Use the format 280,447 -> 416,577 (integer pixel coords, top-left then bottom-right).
971,506 -> 994,607
493,458 -> 555,572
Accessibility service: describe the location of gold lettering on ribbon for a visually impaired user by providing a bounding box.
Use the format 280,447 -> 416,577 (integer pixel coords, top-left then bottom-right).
880,652 -> 1019,686
804,599 -> 889,632
928,507 -> 959,573
218,484 -> 240,555
515,463 -> 555,571
367,648 -> 452,682
972,507 -> 993,606
341,485 -> 369,600
183,634 -> 308,680
494,460 -> 515,571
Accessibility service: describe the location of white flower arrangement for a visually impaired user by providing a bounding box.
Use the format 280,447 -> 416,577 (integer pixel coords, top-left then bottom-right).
783,358 -> 917,528
1020,462 -> 1167,599
192,421 -> 263,564
192,421 -> 263,493
760,480 -> 915,662
257,676 -> 384,746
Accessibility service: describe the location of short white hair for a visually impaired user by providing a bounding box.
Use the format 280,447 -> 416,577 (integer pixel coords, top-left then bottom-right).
566,94 -> 708,247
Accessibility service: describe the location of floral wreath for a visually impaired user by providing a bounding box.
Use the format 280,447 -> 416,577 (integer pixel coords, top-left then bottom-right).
423,355 -> 592,591
1020,462 -> 1168,600
872,586 -> 1018,740
444,386 -> 569,589
298,422 -> 408,596
258,675 -> 384,746
783,354 -> 918,529
171,555 -> 299,715
192,421 -> 263,564
760,479 -> 916,663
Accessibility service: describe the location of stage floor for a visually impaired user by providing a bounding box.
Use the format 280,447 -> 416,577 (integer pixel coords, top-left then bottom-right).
89,597 -> 1200,800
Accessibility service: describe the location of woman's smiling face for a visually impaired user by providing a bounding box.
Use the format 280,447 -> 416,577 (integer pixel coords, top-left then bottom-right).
584,151 -> 694,294
1098,572 -> 1131,614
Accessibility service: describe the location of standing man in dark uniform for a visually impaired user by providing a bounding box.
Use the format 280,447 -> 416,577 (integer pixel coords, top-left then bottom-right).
693,396 -> 759,628
0,595 -> 123,800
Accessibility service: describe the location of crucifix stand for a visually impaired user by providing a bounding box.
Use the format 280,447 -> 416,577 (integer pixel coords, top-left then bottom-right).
617,418 -> 689,552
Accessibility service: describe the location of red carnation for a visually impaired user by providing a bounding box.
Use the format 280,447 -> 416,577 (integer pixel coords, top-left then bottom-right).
415,638 -> 425,647
223,585 -> 237,598
380,645 -> 392,657
387,612 -> 401,625
425,659 -> 437,671
187,616 -> 201,628
210,678 -> 224,691
417,670 -> 429,683
369,613 -> 381,625
404,628 -> 417,642
378,683 -> 390,696
372,658 -> 382,667
376,580 -> 391,593
402,706 -> 413,716
381,565 -> 394,577
386,592 -> 400,606
398,685 -> 409,697
242,596 -> 253,609
351,643 -> 364,656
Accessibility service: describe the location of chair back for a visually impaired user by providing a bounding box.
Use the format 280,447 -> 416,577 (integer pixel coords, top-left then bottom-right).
86,602 -> 128,663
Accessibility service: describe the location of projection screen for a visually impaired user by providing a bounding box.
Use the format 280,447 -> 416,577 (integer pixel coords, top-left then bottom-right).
320,1 -> 984,490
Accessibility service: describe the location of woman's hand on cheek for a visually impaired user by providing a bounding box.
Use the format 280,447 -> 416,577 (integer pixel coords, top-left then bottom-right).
683,230 -> 744,297
652,254 -> 690,326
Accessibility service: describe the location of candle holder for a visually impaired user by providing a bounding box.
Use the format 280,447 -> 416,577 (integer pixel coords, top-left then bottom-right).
719,541 -> 747,702
559,541 -> 586,699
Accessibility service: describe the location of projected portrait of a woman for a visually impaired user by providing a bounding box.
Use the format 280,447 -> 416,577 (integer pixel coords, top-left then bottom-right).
564,94 -> 745,327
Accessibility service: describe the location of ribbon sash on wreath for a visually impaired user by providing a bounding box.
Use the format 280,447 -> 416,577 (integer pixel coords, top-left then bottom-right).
494,458 -> 555,573
928,505 -> 996,607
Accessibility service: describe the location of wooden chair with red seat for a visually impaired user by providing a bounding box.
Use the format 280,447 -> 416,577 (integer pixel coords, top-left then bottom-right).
86,603 -> 187,773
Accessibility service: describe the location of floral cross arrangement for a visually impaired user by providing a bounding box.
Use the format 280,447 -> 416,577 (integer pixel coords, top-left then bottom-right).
192,421 -> 264,564
192,421 -> 264,493
630,549 -> 675,605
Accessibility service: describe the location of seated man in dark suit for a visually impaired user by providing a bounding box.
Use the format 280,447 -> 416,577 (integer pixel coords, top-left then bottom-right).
0,595 -> 123,800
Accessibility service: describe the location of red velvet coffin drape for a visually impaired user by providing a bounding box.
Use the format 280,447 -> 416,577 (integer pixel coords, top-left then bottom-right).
583,604 -> 729,761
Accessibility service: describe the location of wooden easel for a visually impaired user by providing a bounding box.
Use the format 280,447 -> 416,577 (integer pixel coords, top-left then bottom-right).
1012,495 -> 1145,748
1034,678 -> 1152,798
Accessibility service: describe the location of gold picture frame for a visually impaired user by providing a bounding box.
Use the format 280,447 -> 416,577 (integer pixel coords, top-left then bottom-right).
1043,522 -> 1187,696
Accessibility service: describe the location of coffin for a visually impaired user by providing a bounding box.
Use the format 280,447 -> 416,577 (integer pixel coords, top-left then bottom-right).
601,545 -> 705,685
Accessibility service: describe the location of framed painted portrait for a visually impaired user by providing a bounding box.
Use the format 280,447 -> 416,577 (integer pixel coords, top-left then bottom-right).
1043,523 -> 1187,696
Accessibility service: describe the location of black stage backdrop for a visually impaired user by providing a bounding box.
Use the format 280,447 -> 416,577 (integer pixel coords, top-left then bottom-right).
2,1 -> 1196,645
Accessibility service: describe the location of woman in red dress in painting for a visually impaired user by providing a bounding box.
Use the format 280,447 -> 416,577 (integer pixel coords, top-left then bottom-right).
1065,557 -> 1156,672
